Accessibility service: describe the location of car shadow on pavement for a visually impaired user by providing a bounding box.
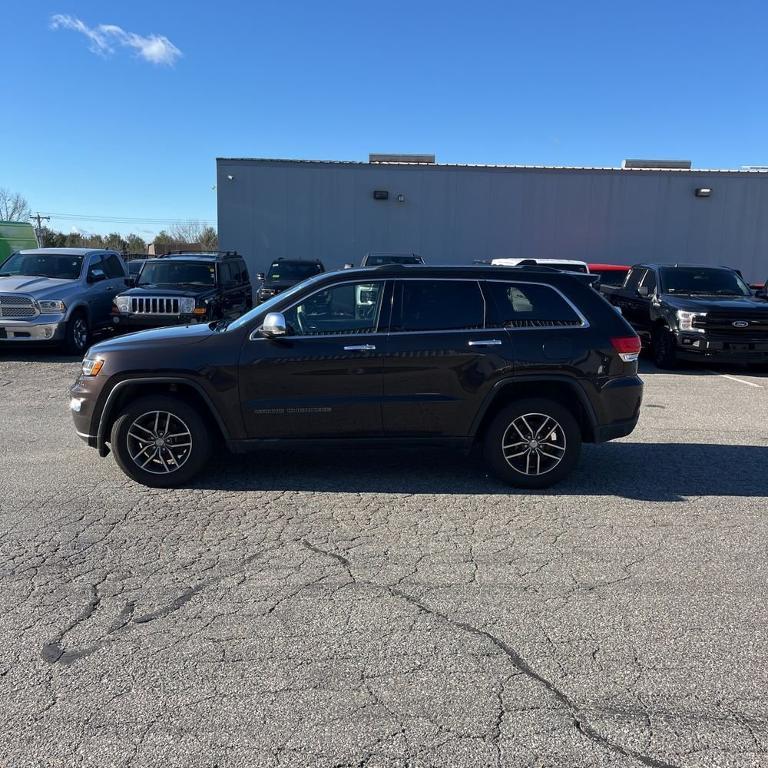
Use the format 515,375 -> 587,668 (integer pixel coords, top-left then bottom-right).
197,441 -> 768,502
638,359 -> 768,377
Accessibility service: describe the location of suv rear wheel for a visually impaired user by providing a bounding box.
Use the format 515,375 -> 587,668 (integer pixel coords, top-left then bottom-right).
484,399 -> 581,489
110,395 -> 211,487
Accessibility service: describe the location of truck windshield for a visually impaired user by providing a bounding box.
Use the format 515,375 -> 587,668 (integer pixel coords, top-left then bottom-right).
267,262 -> 323,281
0,252 -> 84,280
660,267 -> 751,296
139,261 -> 215,286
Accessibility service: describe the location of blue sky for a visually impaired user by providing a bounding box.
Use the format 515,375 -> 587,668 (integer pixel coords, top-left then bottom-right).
3,0 -> 767,237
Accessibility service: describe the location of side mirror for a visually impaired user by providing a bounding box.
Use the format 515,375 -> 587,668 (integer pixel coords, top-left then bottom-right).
256,272 -> 265,281
260,312 -> 287,338
637,285 -> 649,298
88,268 -> 107,283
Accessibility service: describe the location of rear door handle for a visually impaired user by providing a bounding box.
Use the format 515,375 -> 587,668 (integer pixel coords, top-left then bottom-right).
467,339 -> 503,347
343,344 -> 376,351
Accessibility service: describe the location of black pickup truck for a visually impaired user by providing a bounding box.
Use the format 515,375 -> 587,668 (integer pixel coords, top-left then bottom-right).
601,263 -> 768,368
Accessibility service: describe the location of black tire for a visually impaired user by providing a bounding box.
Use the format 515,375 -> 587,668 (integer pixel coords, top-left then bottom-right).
483,398 -> 581,489
64,311 -> 91,356
652,325 -> 678,369
110,395 -> 212,488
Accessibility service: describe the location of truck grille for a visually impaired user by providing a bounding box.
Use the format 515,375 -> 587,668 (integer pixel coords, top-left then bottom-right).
693,312 -> 768,334
0,294 -> 39,319
130,297 -> 180,315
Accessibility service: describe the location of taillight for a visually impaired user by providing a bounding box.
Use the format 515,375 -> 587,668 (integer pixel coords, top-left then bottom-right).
611,336 -> 641,362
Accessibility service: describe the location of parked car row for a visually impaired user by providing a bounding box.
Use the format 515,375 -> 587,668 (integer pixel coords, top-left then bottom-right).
1,248 -> 766,372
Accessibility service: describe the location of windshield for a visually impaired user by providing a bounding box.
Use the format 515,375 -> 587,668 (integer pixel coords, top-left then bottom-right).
227,272 -> 329,332
365,255 -> 423,266
0,252 -> 84,280
267,261 -> 323,281
660,267 -> 751,296
139,261 -> 215,287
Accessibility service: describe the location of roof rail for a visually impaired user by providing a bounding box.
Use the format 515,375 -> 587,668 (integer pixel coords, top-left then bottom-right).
155,250 -> 241,260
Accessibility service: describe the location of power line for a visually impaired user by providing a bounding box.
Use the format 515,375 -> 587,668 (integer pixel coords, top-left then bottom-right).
41,211 -> 216,225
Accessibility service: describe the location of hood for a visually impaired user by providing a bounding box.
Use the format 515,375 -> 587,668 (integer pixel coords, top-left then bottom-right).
121,285 -> 214,299
89,322 -> 215,354
662,294 -> 768,312
0,275 -> 77,299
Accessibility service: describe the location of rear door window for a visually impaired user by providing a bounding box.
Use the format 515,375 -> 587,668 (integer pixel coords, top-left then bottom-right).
392,280 -> 485,332
484,281 -> 583,328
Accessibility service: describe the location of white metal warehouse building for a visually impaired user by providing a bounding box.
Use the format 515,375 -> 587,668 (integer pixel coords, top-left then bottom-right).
216,156 -> 768,282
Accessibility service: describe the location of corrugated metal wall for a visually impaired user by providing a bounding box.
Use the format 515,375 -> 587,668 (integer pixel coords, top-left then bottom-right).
217,159 -> 768,282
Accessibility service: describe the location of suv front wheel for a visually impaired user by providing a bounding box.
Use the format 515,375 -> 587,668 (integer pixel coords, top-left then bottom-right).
484,398 -> 581,489
110,395 -> 212,487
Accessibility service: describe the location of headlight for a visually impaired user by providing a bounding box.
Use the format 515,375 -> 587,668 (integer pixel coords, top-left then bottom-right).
677,310 -> 706,332
38,300 -> 66,313
81,357 -> 104,376
179,297 -> 196,313
115,296 -> 131,313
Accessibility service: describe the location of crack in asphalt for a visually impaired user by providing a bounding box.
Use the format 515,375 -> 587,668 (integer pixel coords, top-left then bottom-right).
301,539 -> 681,768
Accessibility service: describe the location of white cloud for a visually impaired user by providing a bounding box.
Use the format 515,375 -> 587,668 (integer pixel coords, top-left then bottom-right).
50,14 -> 182,66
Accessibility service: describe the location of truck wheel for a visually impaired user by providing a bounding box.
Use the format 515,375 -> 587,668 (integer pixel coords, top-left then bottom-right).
652,326 -> 678,369
483,399 -> 581,489
110,395 -> 212,488
64,311 -> 90,356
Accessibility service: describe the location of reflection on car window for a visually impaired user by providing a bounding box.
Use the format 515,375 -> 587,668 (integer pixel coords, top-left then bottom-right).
283,282 -> 384,335
0,253 -> 84,280
485,282 -> 582,328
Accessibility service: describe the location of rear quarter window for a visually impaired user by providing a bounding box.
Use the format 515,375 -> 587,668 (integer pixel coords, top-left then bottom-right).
484,281 -> 583,328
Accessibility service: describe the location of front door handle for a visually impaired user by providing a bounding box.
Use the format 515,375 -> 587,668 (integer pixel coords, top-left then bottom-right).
467,339 -> 503,347
343,344 -> 376,351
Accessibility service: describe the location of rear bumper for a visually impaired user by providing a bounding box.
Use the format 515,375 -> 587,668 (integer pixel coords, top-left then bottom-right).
675,332 -> 768,362
591,374 -> 643,443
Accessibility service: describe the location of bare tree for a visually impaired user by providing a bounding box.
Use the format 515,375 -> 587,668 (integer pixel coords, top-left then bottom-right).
0,188 -> 32,222
169,221 -> 205,244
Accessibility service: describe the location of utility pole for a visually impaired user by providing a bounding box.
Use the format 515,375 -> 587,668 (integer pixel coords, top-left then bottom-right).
29,213 -> 50,246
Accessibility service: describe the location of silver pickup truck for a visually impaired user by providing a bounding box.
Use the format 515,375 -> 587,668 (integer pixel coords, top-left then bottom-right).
0,248 -> 129,354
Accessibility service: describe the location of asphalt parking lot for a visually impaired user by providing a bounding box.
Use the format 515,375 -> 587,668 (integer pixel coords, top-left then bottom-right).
1,350 -> 767,768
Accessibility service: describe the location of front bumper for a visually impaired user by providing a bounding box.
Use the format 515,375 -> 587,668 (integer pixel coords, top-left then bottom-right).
0,316 -> 66,342
675,332 -> 768,362
112,313 -> 205,329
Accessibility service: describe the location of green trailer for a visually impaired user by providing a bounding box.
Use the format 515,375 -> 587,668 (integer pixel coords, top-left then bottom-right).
0,221 -> 38,265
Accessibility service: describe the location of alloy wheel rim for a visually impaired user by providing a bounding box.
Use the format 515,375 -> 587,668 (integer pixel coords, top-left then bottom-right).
126,410 -> 192,475
501,412 -> 567,476
73,319 -> 88,350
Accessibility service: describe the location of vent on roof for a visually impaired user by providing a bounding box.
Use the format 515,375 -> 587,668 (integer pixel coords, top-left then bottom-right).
622,159 -> 692,170
369,153 -> 436,164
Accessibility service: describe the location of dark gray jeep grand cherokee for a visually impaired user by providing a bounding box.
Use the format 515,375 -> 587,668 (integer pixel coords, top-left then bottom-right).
70,265 -> 643,489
